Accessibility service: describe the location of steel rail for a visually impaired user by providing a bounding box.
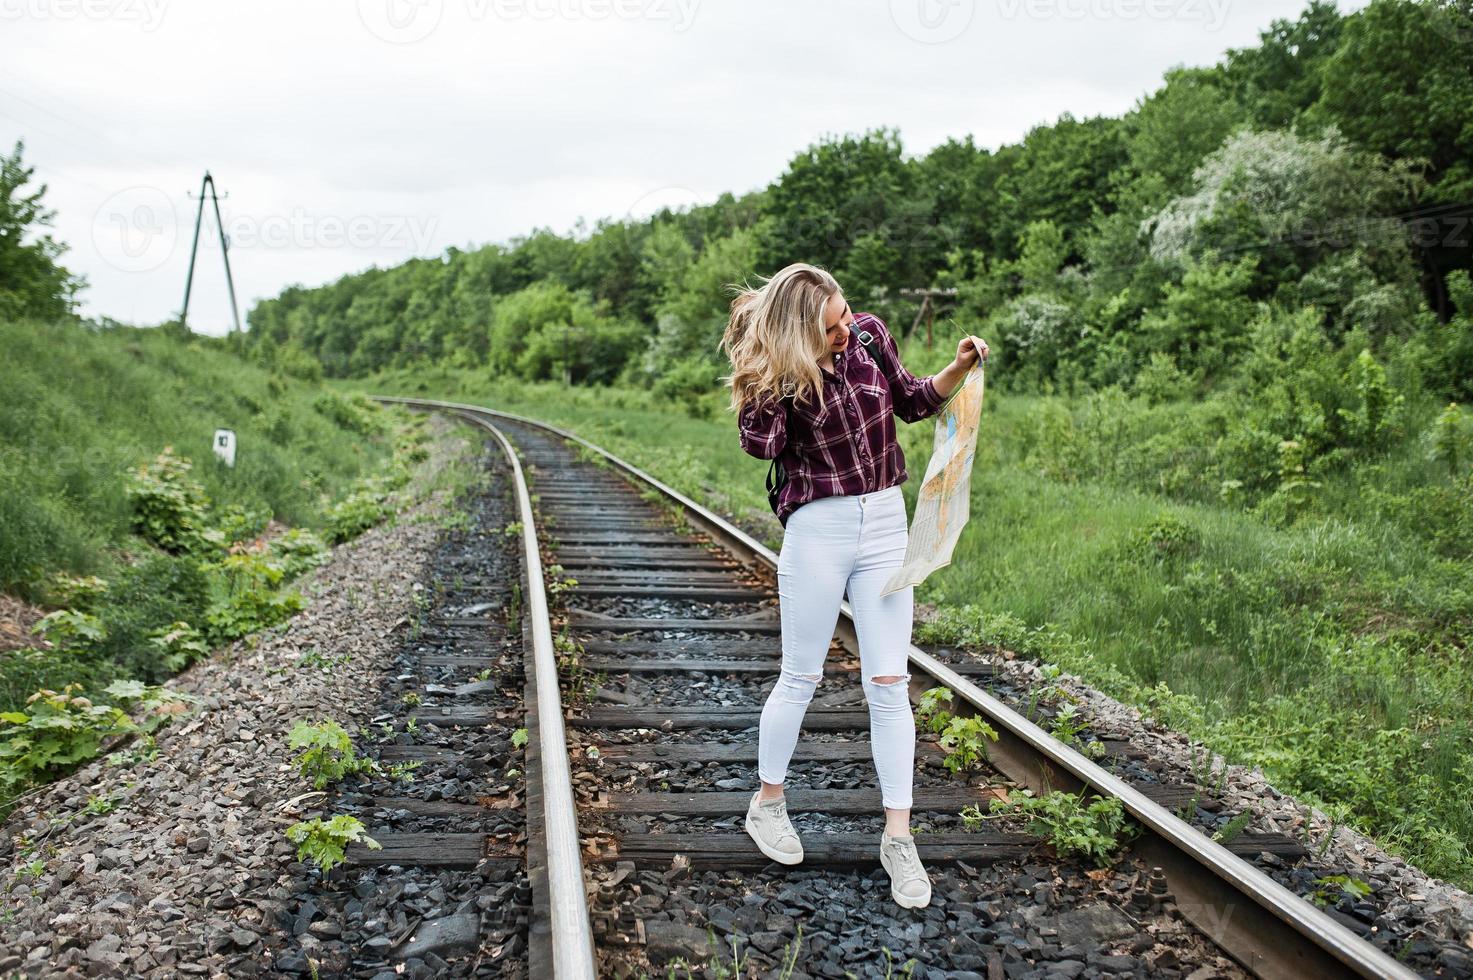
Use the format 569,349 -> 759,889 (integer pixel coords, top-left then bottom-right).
375,395 -> 1419,980
447,407 -> 597,979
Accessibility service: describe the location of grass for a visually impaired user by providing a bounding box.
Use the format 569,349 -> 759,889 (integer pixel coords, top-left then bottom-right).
356,337 -> 1473,890
0,318 -> 389,599
0,317 -> 406,711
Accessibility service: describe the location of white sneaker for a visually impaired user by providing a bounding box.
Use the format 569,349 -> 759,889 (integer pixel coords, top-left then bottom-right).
880,830 -> 932,908
745,792 -> 804,865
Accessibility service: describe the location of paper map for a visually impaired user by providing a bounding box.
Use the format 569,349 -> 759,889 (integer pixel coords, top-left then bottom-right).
882,362 -> 986,596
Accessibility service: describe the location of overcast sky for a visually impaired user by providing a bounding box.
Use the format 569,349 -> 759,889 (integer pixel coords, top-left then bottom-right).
3,0 -> 1354,335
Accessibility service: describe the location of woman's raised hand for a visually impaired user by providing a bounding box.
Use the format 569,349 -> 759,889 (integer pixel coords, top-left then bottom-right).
954,333 -> 989,369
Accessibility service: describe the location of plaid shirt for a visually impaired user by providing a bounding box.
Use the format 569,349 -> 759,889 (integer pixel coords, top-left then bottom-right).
737,311 -> 947,525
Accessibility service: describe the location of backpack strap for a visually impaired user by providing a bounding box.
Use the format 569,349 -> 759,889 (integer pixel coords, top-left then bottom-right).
854,326 -> 890,379
764,395 -> 794,515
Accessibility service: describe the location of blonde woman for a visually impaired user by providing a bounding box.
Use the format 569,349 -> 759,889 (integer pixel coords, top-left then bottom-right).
718,262 -> 987,909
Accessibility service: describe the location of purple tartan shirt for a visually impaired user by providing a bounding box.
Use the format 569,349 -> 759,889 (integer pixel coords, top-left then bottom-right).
737,311 -> 947,526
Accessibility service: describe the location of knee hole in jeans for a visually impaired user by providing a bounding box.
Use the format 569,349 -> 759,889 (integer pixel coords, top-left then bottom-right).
773,668 -> 821,705
863,673 -> 913,708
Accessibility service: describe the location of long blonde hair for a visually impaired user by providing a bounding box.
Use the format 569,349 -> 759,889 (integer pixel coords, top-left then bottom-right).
718,262 -> 839,414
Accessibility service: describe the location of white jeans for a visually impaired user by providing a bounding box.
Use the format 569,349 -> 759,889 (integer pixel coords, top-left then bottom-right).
758,484 -> 916,810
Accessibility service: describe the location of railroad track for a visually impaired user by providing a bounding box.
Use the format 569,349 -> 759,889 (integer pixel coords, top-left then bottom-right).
375,395 -> 1423,980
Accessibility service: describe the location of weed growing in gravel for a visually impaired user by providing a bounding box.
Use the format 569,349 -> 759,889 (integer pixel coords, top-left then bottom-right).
106,733 -> 159,768
285,813 -> 380,874
287,720 -> 375,789
12,861 -> 45,883
547,573 -> 579,598
387,761 -> 421,784
203,550 -> 306,643
916,687 -> 954,733
323,485 -> 395,543
1047,703 -> 1087,747
294,647 -> 353,672
400,691 -> 422,707
553,626 -> 601,705
1211,810 -> 1253,844
916,688 -> 998,771
936,716 -> 999,773
1173,788 -> 1204,823
510,728 -> 529,749
1025,663 -> 1066,721
434,507 -> 475,533
1313,801 -> 1356,861
971,789 -> 1136,867
501,520 -> 524,538
506,580 -> 523,625
83,793 -> 116,816
1310,872 -> 1372,908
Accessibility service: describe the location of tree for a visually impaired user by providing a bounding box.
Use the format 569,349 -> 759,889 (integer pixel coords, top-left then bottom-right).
1142,126 -> 1422,309
755,128 -> 923,280
989,113 -> 1128,263
1311,0 -> 1473,207
1221,0 -> 1345,129
0,139 -> 85,321
1115,67 -> 1247,212
1309,0 -> 1473,317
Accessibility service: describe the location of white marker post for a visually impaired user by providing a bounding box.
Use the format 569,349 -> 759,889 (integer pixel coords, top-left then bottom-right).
213,429 -> 236,467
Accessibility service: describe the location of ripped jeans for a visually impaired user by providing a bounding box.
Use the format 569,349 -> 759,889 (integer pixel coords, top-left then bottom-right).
758,484 -> 916,810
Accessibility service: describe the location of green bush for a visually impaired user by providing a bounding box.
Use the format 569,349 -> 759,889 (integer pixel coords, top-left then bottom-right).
0,680 -> 195,800
269,528 -> 330,578
1127,513 -> 1202,563
313,392 -> 386,435
203,550 -> 304,643
124,447 -> 223,554
323,488 -> 393,543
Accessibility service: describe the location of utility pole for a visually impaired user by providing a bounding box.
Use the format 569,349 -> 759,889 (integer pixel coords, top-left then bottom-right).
899,287 -> 958,349
179,171 -> 242,334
